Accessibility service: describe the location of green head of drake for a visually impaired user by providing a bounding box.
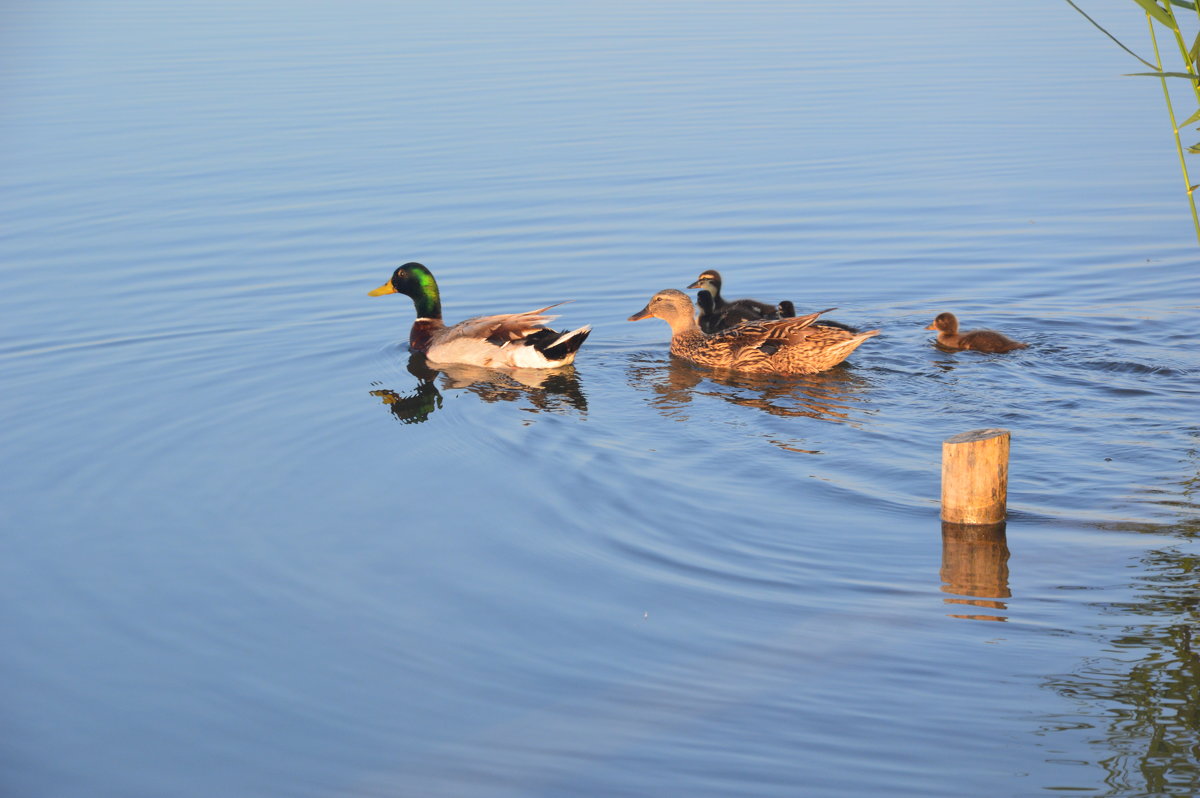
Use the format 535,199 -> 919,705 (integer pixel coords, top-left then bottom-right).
368,262 -> 442,319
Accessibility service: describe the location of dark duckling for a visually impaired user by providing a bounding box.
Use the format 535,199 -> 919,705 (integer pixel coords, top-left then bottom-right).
925,312 -> 1027,353
696,288 -> 763,333
688,269 -> 857,333
687,269 -> 779,321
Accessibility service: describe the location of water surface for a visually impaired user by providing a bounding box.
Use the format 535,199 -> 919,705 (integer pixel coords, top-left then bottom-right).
2,2 -> 1199,796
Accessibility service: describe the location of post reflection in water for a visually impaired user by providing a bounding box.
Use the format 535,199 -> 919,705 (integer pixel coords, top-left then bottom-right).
939,521 -> 1010,622
371,353 -> 587,424
626,355 -> 872,438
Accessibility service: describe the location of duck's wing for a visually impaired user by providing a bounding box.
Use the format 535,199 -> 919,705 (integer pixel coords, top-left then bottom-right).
723,307 -> 833,341
709,309 -> 843,368
696,319 -> 781,369
704,306 -> 832,343
439,302 -> 570,344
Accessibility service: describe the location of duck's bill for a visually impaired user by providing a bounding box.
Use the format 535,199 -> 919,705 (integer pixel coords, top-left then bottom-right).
685,279 -> 702,289
627,305 -> 652,321
368,282 -> 397,296
923,322 -> 937,330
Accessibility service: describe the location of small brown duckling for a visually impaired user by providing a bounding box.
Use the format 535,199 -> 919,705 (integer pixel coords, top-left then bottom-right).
925,312 -> 1027,353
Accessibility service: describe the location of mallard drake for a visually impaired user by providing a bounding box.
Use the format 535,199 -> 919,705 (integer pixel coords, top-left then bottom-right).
925,312 -> 1027,353
629,289 -> 879,375
368,262 -> 591,368
687,269 -> 858,332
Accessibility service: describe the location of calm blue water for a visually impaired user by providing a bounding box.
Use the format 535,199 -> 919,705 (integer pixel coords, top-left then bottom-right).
3,2 -> 1199,796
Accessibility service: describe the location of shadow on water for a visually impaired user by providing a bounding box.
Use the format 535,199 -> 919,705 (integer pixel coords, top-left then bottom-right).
938,486 -> 1200,789
1091,436 -> 1200,538
370,353 -> 587,424
1040,540 -> 1200,796
1011,447 -> 1200,794
626,354 -> 873,430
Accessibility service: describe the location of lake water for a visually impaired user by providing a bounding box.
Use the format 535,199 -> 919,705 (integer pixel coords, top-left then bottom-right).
3,1 -> 1199,796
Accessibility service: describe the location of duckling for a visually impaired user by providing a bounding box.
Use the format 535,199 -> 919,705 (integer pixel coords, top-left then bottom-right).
368,262 -> 591,368
925,312 -> 1027,353
687,269 -> 780,321
629,289 -> 879,375
696,288 -> 762,333
688,269 -> 857,332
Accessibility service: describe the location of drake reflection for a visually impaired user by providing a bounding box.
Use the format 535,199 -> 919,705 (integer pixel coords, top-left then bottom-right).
371,353 -> 587,424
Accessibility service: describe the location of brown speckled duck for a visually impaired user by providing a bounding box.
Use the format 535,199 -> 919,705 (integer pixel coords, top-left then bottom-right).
925,312 -> 1027,353
688,269 -> 858,333
629,289 -> 879,375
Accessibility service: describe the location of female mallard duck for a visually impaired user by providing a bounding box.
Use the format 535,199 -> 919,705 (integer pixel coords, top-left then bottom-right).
629,289 -> 879,375
925,312 -> 1027,353
687,269 -> 858,332
368,262 -> 591,368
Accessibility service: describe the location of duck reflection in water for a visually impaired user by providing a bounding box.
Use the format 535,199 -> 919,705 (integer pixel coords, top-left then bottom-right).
627,354 -> 871,427
371,352 -> 587,424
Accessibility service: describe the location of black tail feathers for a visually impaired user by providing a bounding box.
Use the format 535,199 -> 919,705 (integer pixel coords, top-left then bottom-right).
526,327 -> 591,361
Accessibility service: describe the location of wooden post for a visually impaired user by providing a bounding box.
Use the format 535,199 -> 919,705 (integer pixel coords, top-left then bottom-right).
940,428 -> 1009,525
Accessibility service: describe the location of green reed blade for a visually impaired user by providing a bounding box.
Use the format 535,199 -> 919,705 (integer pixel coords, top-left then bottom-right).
1127,70 -> 1200,76
1146,12 -> 1200,242
1134,0 -> 1175,26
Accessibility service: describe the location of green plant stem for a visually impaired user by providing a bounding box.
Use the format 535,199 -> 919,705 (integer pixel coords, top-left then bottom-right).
1149,13 -> 1200,242
1162,3 -> 1200,104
